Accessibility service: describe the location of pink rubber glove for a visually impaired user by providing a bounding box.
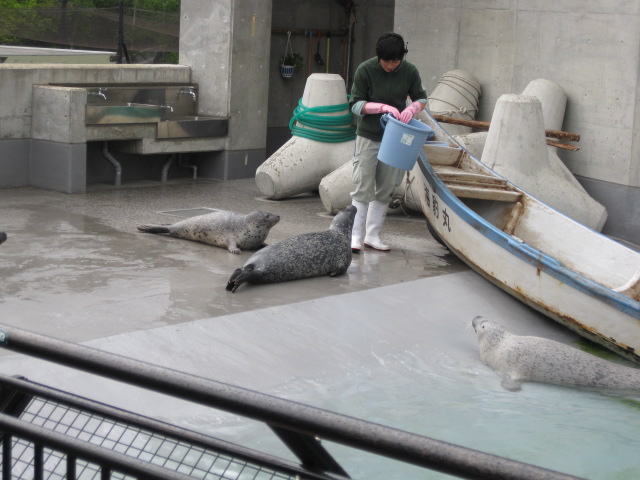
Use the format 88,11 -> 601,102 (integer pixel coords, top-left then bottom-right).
399,101 -> 424,124
364,102 -> 400,119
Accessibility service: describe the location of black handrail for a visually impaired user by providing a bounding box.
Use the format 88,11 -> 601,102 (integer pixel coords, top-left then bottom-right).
0,324 -> 584,480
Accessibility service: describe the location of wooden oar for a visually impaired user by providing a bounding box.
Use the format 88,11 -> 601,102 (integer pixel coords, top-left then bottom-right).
546,139 -> 579,152
431,114 -> 581,142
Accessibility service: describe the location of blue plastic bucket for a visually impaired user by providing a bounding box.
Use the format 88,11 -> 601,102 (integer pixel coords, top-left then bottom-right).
378,114 -> 434,170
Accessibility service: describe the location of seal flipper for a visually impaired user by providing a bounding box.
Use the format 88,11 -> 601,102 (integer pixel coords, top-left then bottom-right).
227,239 -> 241,255
501,377 -> 522,392
226,265 -> 255,292
137,224 -> 171,234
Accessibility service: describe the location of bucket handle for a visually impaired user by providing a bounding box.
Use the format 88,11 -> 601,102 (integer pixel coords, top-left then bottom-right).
379,113 -> 392,130
380,113 -> 436,142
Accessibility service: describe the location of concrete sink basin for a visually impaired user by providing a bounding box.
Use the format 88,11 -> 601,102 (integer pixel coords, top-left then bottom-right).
82,87 -> 228,139
156,115 -> 229,139
86,103 -> 163,125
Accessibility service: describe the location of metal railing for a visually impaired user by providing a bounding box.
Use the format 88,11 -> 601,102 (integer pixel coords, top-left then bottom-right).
0,375 -> 339,480
0,324 -> 585,480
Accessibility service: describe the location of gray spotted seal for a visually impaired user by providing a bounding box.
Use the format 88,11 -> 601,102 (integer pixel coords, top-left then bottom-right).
226,205 -> 356,292
137,210 -> 280,254
472,316 -> 640,392
0,232 -> 6,245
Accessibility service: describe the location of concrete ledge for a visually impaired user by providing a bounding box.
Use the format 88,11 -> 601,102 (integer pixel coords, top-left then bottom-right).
32,85 -> 86,143
86,125 -> 157,142
30,140 -> 87,193
193,149 -> 266,180
0,140 -> 30,188
110,136 -> 227,155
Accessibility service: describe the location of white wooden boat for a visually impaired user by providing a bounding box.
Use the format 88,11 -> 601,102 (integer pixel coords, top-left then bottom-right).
414,112 -> 640,364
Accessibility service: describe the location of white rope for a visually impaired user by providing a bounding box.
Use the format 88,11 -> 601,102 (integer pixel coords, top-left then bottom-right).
429,73 -> 481,118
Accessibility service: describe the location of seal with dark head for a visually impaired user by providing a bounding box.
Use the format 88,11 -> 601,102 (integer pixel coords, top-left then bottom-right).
0,232 -> 6,245
472,316 -> 640,392
137,210 -> 280,254
226,205 -> 356,292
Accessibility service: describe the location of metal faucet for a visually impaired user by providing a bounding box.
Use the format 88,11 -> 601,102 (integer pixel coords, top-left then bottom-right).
88,87 -> 107,100
161,104 -> 174,113
178,87 -> 197,102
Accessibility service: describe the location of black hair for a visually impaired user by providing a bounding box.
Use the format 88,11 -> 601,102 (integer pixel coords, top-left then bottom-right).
375,32 -> 408,61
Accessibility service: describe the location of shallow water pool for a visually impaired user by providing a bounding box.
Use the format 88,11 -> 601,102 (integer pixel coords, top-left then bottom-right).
0,271 -> 637,479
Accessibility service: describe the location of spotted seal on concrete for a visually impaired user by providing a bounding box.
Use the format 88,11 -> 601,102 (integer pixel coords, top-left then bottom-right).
0,232 -> 6,245
226,205 -> 356,292
472,316 -> 640,392
137,210 -> 280,254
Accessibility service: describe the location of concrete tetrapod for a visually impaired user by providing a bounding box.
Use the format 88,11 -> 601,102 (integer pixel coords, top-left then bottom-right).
255,73 -> 354,200
453,79 -> 607,232
481,90 -> 607,231
521,79 -> 607,231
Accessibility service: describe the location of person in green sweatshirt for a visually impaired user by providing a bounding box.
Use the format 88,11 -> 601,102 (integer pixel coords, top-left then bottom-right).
349,32 -> 427,252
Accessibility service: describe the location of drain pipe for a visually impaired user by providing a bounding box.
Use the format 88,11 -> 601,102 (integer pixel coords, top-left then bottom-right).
161,153 -> 176,182
178,153 -> 197,179
102,142 -> 122,186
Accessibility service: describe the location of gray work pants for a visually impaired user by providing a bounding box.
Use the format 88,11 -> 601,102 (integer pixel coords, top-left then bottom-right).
350,136 -> 403,203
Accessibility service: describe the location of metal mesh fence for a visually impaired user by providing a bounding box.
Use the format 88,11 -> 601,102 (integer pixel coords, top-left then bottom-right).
0,6 -> 178,54
4,395 -> 295,480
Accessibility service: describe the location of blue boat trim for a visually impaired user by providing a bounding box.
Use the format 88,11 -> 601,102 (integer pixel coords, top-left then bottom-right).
417,151 -> 640,320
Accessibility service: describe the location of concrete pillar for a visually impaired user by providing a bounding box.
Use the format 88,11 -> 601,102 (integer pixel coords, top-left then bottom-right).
179,0 -> 272,178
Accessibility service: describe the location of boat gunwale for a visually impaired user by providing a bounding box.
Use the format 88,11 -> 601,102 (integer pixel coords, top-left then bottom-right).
417,111 -> 640,321
418,152 -> 640,320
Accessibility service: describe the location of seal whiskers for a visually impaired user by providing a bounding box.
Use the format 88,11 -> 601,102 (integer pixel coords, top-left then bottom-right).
137,210 -> 280,254
226,206 -> 356,292
472,316 -> 640,393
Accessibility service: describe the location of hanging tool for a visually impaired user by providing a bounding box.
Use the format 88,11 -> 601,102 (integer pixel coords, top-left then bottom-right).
315,30 -> 324,65
325,32 -> 331,73
307,30 -> 313,76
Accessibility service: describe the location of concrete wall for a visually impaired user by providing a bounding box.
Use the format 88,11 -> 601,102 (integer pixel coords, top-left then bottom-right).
396,0 -> 640,188
267,0 -> 395,156
396,0 -> 640,241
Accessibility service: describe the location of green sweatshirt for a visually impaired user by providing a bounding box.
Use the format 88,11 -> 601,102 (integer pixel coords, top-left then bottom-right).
349,56 -> 428,142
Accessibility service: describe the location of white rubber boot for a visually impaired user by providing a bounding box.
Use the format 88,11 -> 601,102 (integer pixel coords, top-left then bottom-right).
364,200 -> 390,251
350,200 -> 369,253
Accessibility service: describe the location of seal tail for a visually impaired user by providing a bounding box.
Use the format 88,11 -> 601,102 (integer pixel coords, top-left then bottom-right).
226,265 -> 255,293
0,232 -> 6,245
137,224 -> 170,234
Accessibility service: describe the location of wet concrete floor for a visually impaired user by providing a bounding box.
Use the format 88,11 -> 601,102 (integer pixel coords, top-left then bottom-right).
3,178 -> 636,479
0,178 -> 468,342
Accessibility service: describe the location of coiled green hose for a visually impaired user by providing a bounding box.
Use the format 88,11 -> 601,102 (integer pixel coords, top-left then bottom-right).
289,98 -> 356,143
